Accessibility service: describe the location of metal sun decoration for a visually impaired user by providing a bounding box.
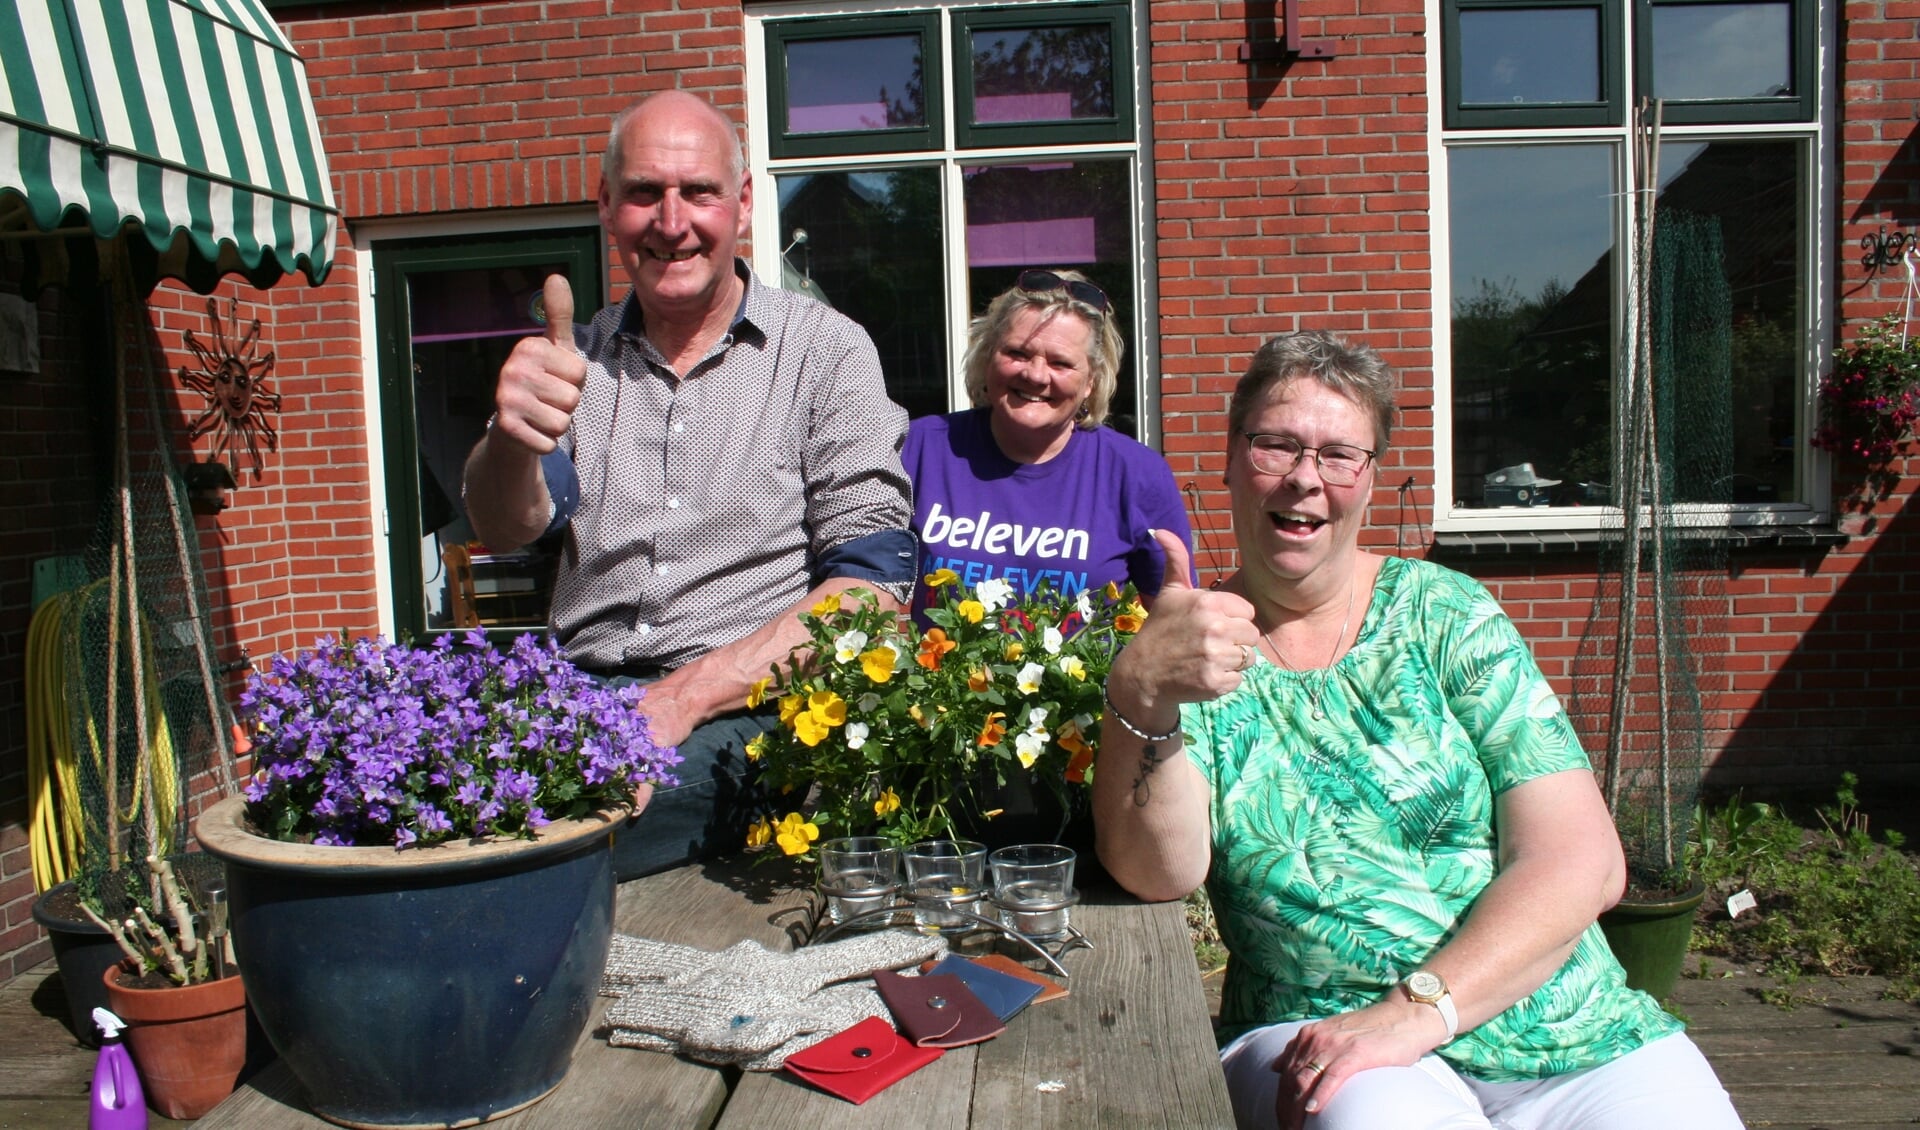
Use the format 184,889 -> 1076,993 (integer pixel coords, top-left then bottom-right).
178,297 -> 280,479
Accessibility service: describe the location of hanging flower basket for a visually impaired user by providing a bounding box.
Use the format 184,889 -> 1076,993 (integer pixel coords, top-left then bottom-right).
1811,313 -> 1920,465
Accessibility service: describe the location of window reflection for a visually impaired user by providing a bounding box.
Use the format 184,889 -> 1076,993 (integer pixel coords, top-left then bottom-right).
783,35 -> 926,134
1447,139 -> 1804,509
968,25 -> 1114,124
1448,144 -> 1614,509
1458,8 -> 1602,105
408,263 -> 568,630
775,169 -> 947,420
1651,139 -> 1802,504
1650,3 -> 1792,101
962,160 -> 1137,436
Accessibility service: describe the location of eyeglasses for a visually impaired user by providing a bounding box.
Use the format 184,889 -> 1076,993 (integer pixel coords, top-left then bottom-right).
1241,433 -> 1377,486
1016,269 -> 1111,313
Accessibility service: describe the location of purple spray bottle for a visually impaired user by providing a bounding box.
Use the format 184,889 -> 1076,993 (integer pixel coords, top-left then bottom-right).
89,1006 -> 147,1130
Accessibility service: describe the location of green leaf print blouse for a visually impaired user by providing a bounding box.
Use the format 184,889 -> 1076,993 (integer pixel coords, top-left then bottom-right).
1185,556 -> 1680,1082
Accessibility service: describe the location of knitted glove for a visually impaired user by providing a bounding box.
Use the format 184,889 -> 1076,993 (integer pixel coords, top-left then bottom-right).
601,931 -> 946,1070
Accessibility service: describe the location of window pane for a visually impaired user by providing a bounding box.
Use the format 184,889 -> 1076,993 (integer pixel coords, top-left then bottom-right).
1650,3 -> 1792,101
1651,139 -> 1802,504
962,160 -> 1139,436
967,25 -> 1115,125
1448,144 -> 1615,509
408,263 -> 568,630
783,36 -> 926,134
775,169 -> 947,420
1458,8 -> 1602,105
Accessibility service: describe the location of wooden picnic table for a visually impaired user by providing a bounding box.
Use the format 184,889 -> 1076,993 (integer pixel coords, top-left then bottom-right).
194,854 -> 1234,1129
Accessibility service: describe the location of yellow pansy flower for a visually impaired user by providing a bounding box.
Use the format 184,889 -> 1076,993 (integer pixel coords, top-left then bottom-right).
746,677 -> 770,709
775,812 -> 819,856
957,599 -> 985,624
1104,580 -> 1123,601
1004,641 -> 1024,661
925,568 -> 960,588
745,731 -> 769,762
860,645 -> 898,684
745,817 -> 773,848
807,690 -> 848,726
874,787 -> 901,817
810,593 -> 842,618
778,693 -> 805,725
967,666 -> 993,693
1058,655 -> 1087,681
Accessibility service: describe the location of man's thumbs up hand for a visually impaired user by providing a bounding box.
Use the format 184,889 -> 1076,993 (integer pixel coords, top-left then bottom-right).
490,274 -> 589,455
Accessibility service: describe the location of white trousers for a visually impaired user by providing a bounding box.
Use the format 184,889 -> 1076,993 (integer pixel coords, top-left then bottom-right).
1221,1022 -> 1744,1130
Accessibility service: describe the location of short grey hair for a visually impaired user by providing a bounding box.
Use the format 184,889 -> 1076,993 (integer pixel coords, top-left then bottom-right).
1228,330 -> 1395,453
961,268 -> 1124,428
602,92 -> 746,186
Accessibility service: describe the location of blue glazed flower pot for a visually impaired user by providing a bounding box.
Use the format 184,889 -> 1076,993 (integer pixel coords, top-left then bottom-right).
194,796 -> 616,1129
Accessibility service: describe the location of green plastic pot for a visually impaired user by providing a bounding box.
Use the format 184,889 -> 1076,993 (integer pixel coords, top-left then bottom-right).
1598,876 -> 1707,1002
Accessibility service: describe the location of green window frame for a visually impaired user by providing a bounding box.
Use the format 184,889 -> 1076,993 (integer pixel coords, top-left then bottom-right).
765,13 -> 944,159
1634,0 -> 1815,124
952,4 -> 1134,149
1443,0 -> 1625,129
373,228 -> 602,644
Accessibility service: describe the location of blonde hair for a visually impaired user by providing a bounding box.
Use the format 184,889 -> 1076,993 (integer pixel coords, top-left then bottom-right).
961,268 -> 1123,428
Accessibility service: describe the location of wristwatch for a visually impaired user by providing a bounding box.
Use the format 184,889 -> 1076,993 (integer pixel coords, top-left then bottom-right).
1403,970 -> 1459,1041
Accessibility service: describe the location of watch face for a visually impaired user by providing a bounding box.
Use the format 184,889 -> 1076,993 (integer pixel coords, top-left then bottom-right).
1407,971 -> 1444,1000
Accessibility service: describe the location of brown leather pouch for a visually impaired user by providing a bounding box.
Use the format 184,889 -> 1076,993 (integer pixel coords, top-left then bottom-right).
873,970 -> 1007,1048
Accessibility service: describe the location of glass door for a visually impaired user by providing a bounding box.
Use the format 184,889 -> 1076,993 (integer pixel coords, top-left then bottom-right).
373,229 -> 602,641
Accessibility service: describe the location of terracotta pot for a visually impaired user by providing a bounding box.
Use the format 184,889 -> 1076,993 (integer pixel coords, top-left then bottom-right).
100,962 -> 247,1119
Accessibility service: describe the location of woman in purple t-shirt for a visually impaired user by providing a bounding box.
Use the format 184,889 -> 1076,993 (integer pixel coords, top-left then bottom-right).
902,269 -> 1193,616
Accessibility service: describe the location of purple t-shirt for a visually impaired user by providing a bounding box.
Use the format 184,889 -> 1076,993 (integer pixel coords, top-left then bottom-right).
902,409 -> 1194,612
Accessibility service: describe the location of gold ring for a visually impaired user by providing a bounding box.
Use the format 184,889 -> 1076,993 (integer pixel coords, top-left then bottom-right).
1303,1061 -> 1326,1076
1239,643 -> 1258,671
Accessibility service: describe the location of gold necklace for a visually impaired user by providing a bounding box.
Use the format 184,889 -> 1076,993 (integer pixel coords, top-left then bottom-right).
1263,573 -> 1356,721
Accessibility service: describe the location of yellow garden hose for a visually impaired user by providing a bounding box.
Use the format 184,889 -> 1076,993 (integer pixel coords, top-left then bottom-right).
26,584 -> 181,894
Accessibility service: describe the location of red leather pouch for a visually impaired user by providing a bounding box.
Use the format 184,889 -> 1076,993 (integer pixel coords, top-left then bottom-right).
783,1016 -> 942,1105
873,970 -> 1008,1048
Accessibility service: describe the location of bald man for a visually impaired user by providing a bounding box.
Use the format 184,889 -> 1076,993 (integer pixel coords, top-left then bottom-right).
464,90 -> 913,879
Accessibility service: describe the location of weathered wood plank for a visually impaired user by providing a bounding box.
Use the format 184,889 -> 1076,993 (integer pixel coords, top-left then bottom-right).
716,888 -> 1235,1129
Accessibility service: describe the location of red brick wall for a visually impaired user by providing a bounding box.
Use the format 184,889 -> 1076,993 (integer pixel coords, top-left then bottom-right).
1145,0 -> 1920,793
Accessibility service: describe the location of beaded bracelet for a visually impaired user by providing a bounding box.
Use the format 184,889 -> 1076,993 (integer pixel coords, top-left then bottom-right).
1101,685 -> 1183,744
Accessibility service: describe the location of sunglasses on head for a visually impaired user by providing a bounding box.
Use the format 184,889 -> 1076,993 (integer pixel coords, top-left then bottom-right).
1016,269 -> 1111,313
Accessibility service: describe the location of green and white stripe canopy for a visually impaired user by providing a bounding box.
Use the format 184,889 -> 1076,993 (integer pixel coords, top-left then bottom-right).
0,0 -> 337,289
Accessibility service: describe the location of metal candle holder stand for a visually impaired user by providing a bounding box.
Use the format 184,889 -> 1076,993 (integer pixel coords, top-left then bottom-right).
808,885 -> 1091,978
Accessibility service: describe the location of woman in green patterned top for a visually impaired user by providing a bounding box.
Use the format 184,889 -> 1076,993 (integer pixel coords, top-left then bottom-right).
1090,332 -> 1740,1130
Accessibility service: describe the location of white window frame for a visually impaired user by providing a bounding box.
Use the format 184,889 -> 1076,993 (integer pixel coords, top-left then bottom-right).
1426,0 -> 1836,533
744,0 -> 1161,445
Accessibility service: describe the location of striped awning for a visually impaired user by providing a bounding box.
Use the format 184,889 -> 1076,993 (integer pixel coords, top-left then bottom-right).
0,0 -> 337,290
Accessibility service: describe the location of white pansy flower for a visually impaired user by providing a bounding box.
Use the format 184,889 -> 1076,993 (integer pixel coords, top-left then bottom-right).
1014,729 -> 1047,769
1016,661 -> 1046,694
1042,626 -> 1064,655
845,722 -> 870,750
1075,590 -> 1093,619
1057,655 -> 1086,681
856,693 -> 882,714
834,630 -> 869,663
977,578 -> 1016,612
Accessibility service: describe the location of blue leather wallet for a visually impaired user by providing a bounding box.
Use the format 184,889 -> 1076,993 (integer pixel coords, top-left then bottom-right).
925,954 -> 1046,1021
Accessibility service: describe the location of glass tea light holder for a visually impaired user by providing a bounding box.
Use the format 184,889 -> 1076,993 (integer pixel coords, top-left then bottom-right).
989,843 -> 1080,941
817,837 -> 902,927
903,839 -> 988,933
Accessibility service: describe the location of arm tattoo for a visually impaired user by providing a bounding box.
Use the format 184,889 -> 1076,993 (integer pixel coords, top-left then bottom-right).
1130,741 -> 1172,807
